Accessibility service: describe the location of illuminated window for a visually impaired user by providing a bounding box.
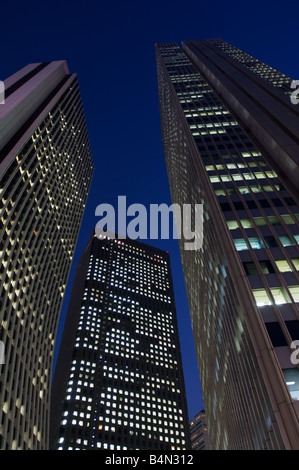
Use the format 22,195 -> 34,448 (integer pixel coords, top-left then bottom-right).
253,289 -> 272,306
254,172 -> 265,179
283,369 -> 299,401
243,173 -> 254,180
270,287 -> 290,305
275,260 -> 292,272
281,214 -> 297,225
227,220 -> 239,230
254,217 -> 267,226
289,287 -> 299,303
249,238 -> 263,249
221,175 -> 232,182
240,219 -> 253,229
292,259 -> 299,270
238,186 -> 250,194
231,174 -> 243,181
234,238 -> 248,251
210,175 -> 220,183
279,236 -> 294,247
214,189 -> 226,196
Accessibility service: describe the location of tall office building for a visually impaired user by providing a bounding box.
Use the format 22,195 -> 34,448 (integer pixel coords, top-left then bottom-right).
190,410 -> 211,450
50,233 -> 190,450
0,61 -> 94,449
156,39 -> 299,449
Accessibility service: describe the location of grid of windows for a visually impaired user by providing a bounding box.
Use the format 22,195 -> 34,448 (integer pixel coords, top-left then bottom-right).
0,64 -> 94,450
53,235 -> 189,450
190,411 -> 211,450
156,41 -> 299,450
207,38 -> 292,94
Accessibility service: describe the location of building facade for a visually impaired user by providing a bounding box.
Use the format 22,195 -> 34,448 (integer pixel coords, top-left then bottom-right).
0,61 -> 94,449
50,233 -> 190,450
190,410 -> 211,450
156,39 -> 299,449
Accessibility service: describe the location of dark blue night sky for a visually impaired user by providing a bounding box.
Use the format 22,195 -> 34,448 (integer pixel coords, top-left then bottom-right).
1,0 -> 299,421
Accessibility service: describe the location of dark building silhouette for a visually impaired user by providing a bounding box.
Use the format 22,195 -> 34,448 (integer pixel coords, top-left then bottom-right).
156,39 -> 299,449
51,233 -> 190,450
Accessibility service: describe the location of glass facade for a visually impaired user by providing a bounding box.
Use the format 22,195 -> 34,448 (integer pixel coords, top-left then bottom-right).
156,41 -> 299,449
51,234 -> 190,450
0,62 -> 94,449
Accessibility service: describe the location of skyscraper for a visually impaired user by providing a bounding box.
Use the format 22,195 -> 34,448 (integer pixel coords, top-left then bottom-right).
50,233 -> 190,451
190,410 -> 211,450
0,61 -> 94,449
156,39 -> 299,450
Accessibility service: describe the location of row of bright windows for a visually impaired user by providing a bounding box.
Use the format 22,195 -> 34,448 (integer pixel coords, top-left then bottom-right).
190,121 -> 238,129
209,171 -> 277,183
184,109 -> 230,117
91,244 -> 167,264
103,345 -> 177,366
253,286 -> 299,306
206,162 -> 267,170
58,438 -> 184,450
102,368 -> 179,390
214,184 -> 282,196
227,214 -> 299,229
234,235 -> 299,251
